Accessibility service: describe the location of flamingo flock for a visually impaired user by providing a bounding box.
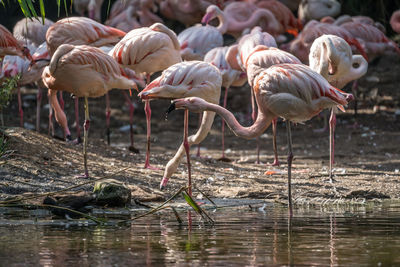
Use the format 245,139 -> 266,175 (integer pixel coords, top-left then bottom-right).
2,0 -> 400,216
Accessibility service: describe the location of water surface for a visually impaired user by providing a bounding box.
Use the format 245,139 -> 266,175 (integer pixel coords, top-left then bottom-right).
1,201 -> 400,266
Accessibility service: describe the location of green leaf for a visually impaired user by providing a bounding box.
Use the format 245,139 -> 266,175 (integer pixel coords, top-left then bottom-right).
57,0 -> 60,16
182,191 -> 202,214
25,0 -> 38,18
63,0 -> 68,16
17,0 -> 32,18
39,0 -> 45,24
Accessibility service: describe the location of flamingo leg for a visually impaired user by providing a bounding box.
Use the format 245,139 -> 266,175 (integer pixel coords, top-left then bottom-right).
329,108 -> 336,183
123,91 -> 139,153
59,91 -> 64,111
82,97 -> 90,178
75,97 -> 81,143
195,113 -> 203,157
105,92 -> 111,145
286,121 -> 293,217
251,88 -> 261,164
36,88 -> 42,132
144,100 -> 158,170
271,118 -> 280,166
183,110 -> 192,196
219,86 -> 231,162
48,90 -> 54,137
17,87 -> 23,128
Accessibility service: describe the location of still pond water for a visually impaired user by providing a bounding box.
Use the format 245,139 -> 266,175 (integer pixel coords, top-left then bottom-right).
0,201 -> 399,266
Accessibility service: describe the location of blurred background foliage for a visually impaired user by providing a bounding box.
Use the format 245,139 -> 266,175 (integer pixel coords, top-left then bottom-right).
1,0 -> 400,35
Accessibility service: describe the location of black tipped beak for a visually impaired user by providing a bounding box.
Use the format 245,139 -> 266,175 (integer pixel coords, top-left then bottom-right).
201,22 -> 206,26
166,102 -> 176,114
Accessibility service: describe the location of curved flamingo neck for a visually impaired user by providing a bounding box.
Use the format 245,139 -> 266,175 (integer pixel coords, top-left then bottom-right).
228,9 -> 275,33
215,9 -> 228,34
202,101 -> 273,139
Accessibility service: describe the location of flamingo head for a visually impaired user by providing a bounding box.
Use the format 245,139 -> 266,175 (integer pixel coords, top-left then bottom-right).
168,97 -> 207,114
201,5 -> 220,26
22,46 -> 34,63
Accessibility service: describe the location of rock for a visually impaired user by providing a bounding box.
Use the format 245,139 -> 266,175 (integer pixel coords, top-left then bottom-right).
43,192 -> 95,218
93,179 -> 131,207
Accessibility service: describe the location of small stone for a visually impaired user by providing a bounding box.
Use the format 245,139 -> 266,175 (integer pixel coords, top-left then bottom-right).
93,179 -> 131,207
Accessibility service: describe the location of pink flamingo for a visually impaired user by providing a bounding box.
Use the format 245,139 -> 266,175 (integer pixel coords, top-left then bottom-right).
159,0 -> 221,27
110,22 -> 182,169
390,10 -> 400,34
105,5 -> 142,32
201,3 -> 280,38
252,0 -> 302,37
46,16 -> 126,142
0,24 -> 32,60
138,0 -> 164,27
42,44 -> 138,178
1,42 -> 50,131
204,46 -> 247,161
74,0 -> 104,21
298,0 -> 341,24
108,0 -> 140,20
285,20 -> 368,63
177,23 -> 224,61
169,63 -> 354,216
13,18 -> 54,47
340,22 -> 400,61
138,61 -> 222,193
225,27 -> 281,165
309,34 -> 368,181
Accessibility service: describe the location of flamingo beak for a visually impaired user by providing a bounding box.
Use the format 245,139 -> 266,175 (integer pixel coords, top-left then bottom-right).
166,101 -> 176,114
159,177 -> 169,190
201,12 -> 213,26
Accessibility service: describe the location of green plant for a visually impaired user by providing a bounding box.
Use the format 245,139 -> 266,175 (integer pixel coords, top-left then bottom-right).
0,74 -> 20,112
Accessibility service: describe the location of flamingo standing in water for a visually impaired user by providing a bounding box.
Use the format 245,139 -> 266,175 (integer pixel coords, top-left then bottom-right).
46,16 -> 126,141
110,22 -> 182,169
42,44 -> 138,178
205,47 -> 247,161
169,63 -> 353,216
138,60 -> 222,194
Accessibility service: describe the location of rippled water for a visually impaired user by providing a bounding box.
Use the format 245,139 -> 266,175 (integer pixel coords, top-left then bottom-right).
1,201 -> 400,266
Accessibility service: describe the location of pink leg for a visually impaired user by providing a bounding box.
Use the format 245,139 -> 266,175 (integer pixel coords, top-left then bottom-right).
183,110 -> 192,196
48,89 -> 71,140
17,88 -> 23,128
286,121 -> 293,217
251,89 -> 261,164
144,100 -> 159,170
219,86 -> 231,162
74,98 -> 81,143
123,91 -> 139,153
48,91 -> 54,137
329,109 -> 336,182
82,97 -> 90,178
59,91 -> 64,111
271,118 -> 280,166
196,113 -> 203,158
105,92 -> 111,145
36,88 -> 42,132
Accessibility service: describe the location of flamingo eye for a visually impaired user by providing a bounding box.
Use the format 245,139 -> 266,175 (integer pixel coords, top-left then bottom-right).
352,62 -> 360,68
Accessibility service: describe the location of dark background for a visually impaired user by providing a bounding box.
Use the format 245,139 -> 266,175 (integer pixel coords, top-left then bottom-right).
1,0 -> 400,34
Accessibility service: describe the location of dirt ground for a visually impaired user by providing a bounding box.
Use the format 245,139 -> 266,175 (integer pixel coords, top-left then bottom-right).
0,54 -> 399,204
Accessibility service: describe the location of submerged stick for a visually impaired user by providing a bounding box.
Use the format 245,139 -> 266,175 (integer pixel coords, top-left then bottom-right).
118,186 -> 187,224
